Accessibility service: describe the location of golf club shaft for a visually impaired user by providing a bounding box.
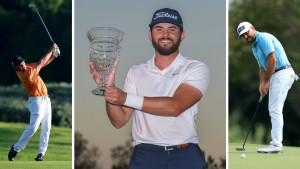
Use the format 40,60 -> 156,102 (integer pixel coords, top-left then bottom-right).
35,8 -> 54,43
242,95 -> 264,148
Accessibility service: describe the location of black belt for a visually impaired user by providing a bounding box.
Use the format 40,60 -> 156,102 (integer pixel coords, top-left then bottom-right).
274,65 -> 291,73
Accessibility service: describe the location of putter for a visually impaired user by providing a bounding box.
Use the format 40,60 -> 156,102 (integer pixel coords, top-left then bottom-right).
236,94 -> 264,151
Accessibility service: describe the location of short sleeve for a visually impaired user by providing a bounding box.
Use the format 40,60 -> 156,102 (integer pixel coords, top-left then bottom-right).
123,68 -> 137,94
182,62 -> 210,95
28,66 -> 39,82
259,34 -> 275,56
253,52 -> 262,68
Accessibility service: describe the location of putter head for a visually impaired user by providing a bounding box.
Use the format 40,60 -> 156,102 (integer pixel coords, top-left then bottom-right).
28,4 -> 35,8
236,148 -> 245,151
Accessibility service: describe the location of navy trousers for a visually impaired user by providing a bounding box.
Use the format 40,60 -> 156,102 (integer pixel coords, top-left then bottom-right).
129,143 -> 206,169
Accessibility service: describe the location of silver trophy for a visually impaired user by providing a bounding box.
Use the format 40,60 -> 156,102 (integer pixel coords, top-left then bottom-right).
87,27 -> 124,95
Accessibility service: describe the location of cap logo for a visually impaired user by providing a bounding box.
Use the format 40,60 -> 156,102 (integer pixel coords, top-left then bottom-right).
238,26 -> 245,34
154,12 -> 178,21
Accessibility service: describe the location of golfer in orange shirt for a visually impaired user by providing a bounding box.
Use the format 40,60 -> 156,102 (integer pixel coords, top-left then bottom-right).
8,43 -> 59,161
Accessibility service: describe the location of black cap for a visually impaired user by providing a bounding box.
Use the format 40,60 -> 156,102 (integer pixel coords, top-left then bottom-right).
11,55 -> 26,66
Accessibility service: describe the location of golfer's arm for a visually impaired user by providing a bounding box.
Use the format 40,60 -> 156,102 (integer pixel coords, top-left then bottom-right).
106,102 -> 134,129
141,83 -> 202,117
265,52 -> 276,82
43,55 -> 56,67
35,49 -> 53,71
259,67 -> 266,84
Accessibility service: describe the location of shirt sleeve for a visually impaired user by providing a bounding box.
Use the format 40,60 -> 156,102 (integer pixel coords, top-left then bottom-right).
253,53 -> 262,68
182,62 -> 210,95
28,65 -> 39,82
259,34 -> 275,56
123,68 -> 137,94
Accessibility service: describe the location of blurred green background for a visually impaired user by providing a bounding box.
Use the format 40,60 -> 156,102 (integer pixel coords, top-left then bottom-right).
229,0 -> 300,146
0,0 -> 71,85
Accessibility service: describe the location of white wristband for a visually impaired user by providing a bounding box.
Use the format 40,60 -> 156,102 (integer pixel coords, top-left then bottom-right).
124,93 -> 144,110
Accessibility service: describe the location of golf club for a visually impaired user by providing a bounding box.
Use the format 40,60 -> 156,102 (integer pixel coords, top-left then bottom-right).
28,3 -> 60,56
28,4 -> 54,43
236,94 -> 264,151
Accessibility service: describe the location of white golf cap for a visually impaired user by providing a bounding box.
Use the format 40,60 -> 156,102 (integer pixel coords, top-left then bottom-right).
237,21 -> 252,38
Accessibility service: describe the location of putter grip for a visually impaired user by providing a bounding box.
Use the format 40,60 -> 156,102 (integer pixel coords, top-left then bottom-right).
259,94 -> 264,103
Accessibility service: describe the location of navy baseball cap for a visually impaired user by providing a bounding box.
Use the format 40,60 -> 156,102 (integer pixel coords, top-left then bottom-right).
149,8 -> 183,30
11,55 -> 26,66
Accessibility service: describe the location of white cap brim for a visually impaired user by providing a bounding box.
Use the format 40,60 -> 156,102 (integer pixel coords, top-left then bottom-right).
238,28 -> 249,38
237,21 -> 252,39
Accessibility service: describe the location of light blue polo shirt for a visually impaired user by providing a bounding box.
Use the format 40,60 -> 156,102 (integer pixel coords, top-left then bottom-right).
252,31 -> 290,71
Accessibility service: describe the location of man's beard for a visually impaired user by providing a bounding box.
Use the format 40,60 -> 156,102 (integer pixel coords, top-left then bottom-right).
246,36 -> 256,43
152,35 -> 181,56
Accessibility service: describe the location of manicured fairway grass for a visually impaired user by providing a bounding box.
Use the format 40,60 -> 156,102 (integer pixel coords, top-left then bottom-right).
0,161 -> 71,169
229,143 -> 300,169
0,122 -> 71,169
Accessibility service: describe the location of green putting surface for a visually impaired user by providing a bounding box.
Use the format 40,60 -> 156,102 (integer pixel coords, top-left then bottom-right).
229,143 -> 300,169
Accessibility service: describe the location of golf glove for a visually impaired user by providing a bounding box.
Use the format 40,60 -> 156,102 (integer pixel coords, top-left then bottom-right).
53,47 -> 60,57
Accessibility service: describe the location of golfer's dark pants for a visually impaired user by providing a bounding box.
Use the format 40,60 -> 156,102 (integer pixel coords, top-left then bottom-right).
129,143 -> 206,169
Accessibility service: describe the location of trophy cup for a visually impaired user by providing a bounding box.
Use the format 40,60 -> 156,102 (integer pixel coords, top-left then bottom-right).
87,27 -> 124,96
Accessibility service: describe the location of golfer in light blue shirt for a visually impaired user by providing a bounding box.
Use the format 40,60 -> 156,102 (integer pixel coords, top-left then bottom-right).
237,21 -> 298,154
252,31 -> 290,71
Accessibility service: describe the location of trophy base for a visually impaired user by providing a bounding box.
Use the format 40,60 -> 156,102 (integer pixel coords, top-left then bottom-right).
92,87 -> 106,96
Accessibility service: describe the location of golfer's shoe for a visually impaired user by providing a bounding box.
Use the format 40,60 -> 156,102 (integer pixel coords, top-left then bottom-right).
257,144 -> 283,153
35,153 -> 45,161
8,145 -> 18,161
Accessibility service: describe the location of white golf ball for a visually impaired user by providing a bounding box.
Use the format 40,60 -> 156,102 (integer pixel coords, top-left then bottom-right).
241,154 -> 246,159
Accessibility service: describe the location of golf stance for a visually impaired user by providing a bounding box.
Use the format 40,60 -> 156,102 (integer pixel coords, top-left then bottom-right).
237,21 -> 298,153
90,8 -> 209,169
8,43 -> 59,161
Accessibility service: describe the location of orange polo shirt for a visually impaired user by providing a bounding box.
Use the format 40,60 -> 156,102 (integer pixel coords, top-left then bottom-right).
16,63 -> 48,97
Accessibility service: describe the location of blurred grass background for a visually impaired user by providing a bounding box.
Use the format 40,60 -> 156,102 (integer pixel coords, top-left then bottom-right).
0,83 -> 72,128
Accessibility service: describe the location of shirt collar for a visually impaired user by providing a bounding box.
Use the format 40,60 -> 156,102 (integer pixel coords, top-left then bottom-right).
253,31 -> 260,46
149,52 -> 185,73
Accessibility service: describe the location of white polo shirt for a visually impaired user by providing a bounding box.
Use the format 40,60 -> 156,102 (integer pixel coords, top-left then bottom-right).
123,53 -> 210,146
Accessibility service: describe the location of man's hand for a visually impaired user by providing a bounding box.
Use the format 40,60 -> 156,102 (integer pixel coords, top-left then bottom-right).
50,43 -> 60,57
105,86 -> 127,105
50,43 -> 57,52
53,47 -> 60,57
89,61 -> 119,86
89,59 -> 100,84
107,62 -> 119,87
259,80 -> 269,96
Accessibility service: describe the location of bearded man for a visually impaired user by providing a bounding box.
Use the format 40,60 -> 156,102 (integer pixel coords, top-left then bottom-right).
90,8 -> 210,169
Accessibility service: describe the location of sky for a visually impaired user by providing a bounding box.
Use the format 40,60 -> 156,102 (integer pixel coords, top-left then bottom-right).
74,0 -> 226,168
